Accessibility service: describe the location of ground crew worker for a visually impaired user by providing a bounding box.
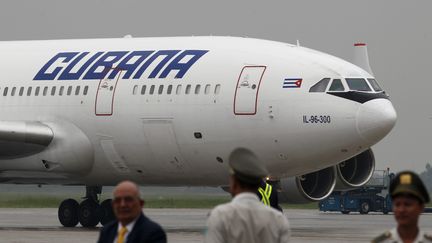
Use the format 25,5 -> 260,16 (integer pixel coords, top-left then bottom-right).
257,180 -> 283,211
372,171 -> 432,243
205,147 -> 290,243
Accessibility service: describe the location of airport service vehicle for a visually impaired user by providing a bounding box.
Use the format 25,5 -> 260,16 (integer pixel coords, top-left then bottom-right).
319,169 -> 432,214
319,169 -> 393,214
0,37 -> 396,227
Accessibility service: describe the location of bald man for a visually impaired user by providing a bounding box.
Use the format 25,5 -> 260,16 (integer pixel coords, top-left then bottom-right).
97,181 -> 166,243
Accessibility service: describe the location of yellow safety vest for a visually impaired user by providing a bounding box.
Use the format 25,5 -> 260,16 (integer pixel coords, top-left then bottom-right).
258,183 -> 272,206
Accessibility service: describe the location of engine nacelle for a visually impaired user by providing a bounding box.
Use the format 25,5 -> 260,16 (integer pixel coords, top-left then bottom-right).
0,120 -> 94,178
278,166 -> 336,203
335,148 -> 375,190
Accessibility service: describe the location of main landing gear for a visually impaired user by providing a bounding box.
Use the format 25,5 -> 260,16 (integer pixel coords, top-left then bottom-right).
58,186 -> 115,227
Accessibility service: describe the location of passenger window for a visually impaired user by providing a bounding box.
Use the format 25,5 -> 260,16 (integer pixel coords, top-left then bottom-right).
51,86 -> 56,96
158,85 -> 164,94
3,87 -> 8,96
309,78 -> 330,92
176,85 -> 182,95
214,84 -> 221,94
185,84 -> 191,94
67,86 -> 72,95
195,85 -> 201,94
205,84 -> 211,94
367,78 -> 383,92
83,86 -> 89,95
167,85 -> 173,95
35,87 -> 40,96
43,87 -> 48,96
75,86 -> 80,95
27,87 -> 32,96
59,86 -> 64,96
133,85 -> 138,95
149,85 -> 155,95
19,87 -> 24,96
345,78 -> 372,92
141,85 -> 146,95
11,87 -> 16,96
329,79 -> 345,91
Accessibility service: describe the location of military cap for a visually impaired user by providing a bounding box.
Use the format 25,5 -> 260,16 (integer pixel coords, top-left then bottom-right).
389,170 -> 430,203
228,148 -> 269,184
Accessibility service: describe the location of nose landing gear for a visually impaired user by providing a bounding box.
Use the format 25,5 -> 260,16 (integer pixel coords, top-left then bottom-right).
57,186 -> 115,227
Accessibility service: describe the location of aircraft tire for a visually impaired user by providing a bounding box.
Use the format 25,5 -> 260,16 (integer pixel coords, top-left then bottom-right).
58,199 -> 79,227
359,201 -> 370,214
100,199 -> 115,226
78,199 -> 100,227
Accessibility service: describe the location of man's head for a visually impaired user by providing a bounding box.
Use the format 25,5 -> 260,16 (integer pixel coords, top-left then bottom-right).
228,148 -> 268,196
389,171 -> 430,227
112,180 -> 144,226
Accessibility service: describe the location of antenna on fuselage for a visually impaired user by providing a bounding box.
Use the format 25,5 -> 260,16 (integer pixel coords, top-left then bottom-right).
353,43 -> 374,76
296,40 -> 300,47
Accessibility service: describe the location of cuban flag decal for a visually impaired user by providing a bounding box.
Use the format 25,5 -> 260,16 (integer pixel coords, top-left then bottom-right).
283,78 -> 302,88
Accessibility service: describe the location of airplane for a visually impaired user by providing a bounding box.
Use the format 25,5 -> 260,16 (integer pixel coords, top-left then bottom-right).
0,36 -> 396,227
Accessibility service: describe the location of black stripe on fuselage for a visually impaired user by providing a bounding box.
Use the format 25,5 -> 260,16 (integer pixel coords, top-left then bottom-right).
327,91 -> 389,104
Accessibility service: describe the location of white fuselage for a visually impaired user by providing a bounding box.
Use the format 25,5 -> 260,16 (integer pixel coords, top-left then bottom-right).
0,36 -> 396,186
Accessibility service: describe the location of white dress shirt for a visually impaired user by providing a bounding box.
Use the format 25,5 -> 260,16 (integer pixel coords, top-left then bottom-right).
113,218 -> 138,243
205,192 -> 290,243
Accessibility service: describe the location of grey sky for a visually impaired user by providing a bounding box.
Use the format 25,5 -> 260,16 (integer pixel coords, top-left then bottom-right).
1,0 -> 431,173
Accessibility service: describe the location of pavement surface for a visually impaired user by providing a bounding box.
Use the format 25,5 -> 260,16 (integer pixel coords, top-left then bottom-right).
0,208 -> 432,243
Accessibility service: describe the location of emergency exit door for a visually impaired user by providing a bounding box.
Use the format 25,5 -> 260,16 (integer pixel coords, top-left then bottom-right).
95,68 -> 122,116
234,66 -> 266,115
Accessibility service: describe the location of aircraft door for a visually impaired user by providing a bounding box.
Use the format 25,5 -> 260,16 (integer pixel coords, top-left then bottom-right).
95,67 -> 122,116
234,66 -> 266,115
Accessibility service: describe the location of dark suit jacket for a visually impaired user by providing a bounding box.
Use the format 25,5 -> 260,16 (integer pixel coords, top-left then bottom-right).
97,213 -> 167,243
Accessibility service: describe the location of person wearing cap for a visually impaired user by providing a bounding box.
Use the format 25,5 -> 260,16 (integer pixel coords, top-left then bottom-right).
372,171 -> 432,243
204,148 -> 290,243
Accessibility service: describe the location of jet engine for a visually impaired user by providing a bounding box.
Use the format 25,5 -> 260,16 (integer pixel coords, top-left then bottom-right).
335,148 -> 375,190
0,120 -> 94,181
278,166 -> 336,203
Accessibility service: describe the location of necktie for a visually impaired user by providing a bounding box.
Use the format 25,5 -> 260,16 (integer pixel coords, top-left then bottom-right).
117,226 -> 128,243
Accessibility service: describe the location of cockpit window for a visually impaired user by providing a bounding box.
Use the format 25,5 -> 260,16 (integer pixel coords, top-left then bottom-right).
345,78 -> 372,92
329,79 -> 345,91
309,78 -> 330,92
367,78 -> 383,92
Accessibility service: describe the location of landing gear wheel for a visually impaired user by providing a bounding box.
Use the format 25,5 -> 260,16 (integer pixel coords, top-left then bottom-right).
341,210 -> 350,214
360,201 -> 370,214
79,199 -> 100,227
58,199 -> 79,227
100,199 -> 115,225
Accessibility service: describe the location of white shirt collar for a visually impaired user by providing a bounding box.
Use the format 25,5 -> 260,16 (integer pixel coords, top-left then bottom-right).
117,217 -> 138,233
114,216 -> 139,243
232,192 -> 260,203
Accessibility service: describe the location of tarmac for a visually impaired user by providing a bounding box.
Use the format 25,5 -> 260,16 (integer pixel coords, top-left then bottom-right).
1,208 -> 432,243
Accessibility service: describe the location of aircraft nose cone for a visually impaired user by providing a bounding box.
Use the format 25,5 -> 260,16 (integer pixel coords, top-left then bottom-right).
356,98 -> 397,144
